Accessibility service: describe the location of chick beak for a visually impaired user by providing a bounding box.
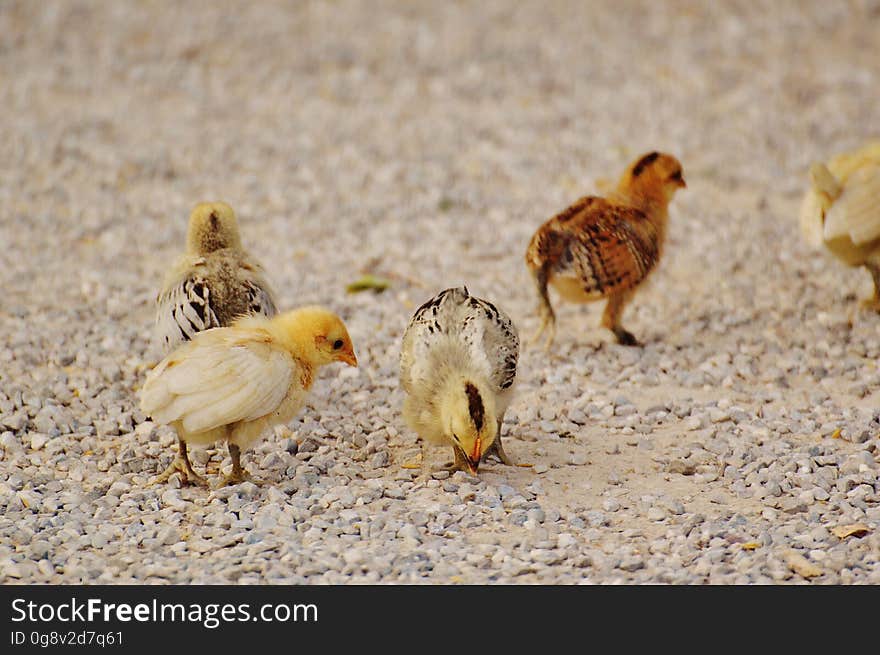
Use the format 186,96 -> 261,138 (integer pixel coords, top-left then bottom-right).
340,350 -> 358,367
677,177 -> 687,189
466,437 -> 481,475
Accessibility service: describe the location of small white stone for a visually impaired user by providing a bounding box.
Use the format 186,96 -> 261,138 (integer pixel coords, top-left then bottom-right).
30,433 -> 49,450
684,416 -> 703,431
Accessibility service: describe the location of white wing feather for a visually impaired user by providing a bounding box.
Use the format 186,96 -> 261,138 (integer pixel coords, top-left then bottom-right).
822,164 -> 880,245
141,330 -> 295,434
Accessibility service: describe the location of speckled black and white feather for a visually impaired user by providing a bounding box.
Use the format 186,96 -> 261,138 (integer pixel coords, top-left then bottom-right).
155,254 -> 277,352
400,286 -> 519,396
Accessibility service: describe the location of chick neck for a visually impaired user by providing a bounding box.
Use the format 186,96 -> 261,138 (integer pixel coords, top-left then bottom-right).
616,174 -> 673,222
251,312 -> 328,374
187,220 -> 243,256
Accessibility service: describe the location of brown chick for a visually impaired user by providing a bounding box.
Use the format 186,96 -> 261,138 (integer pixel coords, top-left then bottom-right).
140,306 -> 357,487
525,151 -> 686,347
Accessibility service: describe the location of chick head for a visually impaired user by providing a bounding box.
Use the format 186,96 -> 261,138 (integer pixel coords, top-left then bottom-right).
187,201 -> 243,255
441,380 -> 497,474
272,306 -> 358,367
621,151 -> 686,203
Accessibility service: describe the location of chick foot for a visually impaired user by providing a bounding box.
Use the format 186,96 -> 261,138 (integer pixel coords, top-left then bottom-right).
483,433 -> 533,468
864,264 -> 880,313
482,434 -> 513,466
152,439 -> 209,487
529,313 -> 556,351
214,469 -> 262,488
153,456 -> 209,487
611,326 -> 640,346
214,443 -> 262,487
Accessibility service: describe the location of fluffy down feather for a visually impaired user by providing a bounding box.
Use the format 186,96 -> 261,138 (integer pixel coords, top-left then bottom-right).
140,306 -> 357,486
399,286 -> 519,474
400,286 -> 518,395
155,202 -> 278,352
141,330 -> 297,437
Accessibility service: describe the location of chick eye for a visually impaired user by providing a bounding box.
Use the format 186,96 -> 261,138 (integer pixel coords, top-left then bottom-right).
452,433 -> 461,443
332,339 -> 344,350
669,170 -> 682,181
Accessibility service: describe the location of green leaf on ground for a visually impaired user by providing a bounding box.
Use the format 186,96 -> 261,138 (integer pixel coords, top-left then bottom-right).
346,274 -> 392,294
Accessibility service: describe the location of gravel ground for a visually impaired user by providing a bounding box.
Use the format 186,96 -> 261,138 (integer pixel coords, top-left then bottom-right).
2,0 -> 879,584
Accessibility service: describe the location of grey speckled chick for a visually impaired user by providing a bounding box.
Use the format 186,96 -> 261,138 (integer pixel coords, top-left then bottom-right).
155,201 -> 278,352
400,286 -> 519,475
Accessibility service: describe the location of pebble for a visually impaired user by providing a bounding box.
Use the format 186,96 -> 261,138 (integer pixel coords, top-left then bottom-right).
383,486 -> 406,500
160,490 -> 189,513
647,507 -> 667,521
585,511 -> 608,527
29,433 -> 50,450
601,498 -> 621,512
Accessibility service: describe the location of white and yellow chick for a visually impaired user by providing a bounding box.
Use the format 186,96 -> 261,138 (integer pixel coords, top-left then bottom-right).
155,201 -> 278,352
400,286 -> 519,476
799,140 -> 880,309
140,306 -> 357,487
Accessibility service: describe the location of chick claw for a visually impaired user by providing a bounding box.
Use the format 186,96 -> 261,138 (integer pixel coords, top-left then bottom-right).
152,457 -> 209,488
528,314 -> 556,351
214,469 -> 262,488
482,435 -> 513,466
214,443 -> 262,487
612,327 -> 640,347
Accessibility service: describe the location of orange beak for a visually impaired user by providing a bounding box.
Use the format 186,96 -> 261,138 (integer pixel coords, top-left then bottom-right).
466,437 -> 481,474
340,349 -> 358,367
677,177 -> 687,189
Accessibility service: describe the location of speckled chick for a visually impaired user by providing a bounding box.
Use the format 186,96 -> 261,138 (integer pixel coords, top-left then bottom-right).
155,201 -> 278,352
140,306 -> 357,487
400,286 -> 519,475
525,151 -> 686,348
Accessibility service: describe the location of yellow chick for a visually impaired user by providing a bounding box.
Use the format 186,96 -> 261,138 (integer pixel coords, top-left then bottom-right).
140,306 -> 357,487
400,286 -> 519,476
525,151 -> 686,347
155,201 -> 278,352
799,140 -> 880,310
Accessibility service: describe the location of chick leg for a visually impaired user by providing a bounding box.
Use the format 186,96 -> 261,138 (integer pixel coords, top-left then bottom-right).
860,263 -> 880,312
601,290 -> 639,346
413,440 -> 431,484
216,443 -> 261,487
482,417 -> 514,466
529,267 -> 556,350
153,437 -> 209,487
